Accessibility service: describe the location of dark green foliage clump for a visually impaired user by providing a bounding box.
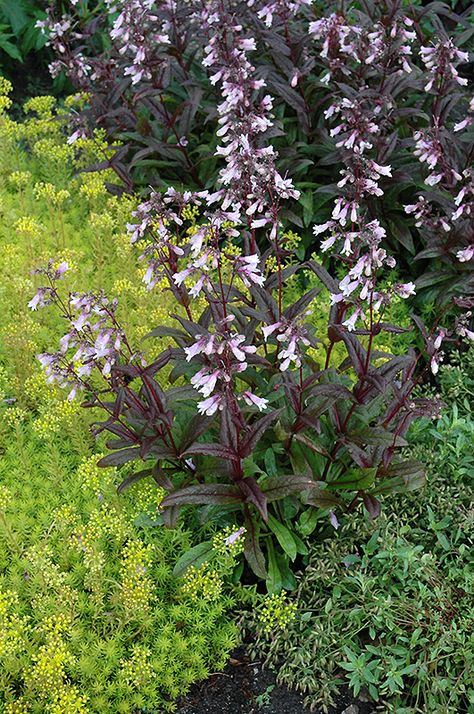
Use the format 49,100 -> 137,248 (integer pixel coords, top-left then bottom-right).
245,350 -> 474,714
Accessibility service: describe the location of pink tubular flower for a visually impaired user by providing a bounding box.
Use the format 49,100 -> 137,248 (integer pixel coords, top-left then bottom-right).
262,318 -> 311,371
394,282 -> 416,299
190,368 -> 221,397
234,255 -> 265,287
197,393 -> 224,416
342,308 -> 363,332
184,334 -> 216,362
456,245 -> 474,262
241,391 -> 269,411
420,40 -> 469,92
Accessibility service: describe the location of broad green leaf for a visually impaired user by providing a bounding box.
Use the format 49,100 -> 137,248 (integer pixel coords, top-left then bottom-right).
298,507 -> 320,537
0,33 -> 22,60
267,514 -> 298,561
1,0 -> 29,34
328,467 -> 377,491
266,540 -> 283,594
172,540 -> 214,578
244,511 -> 267,579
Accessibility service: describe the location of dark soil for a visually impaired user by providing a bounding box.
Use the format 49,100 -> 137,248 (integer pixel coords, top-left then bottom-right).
175,648 -> 375,714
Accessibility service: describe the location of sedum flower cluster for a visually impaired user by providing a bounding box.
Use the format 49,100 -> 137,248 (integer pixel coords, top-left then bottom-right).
0,90 -> 241,713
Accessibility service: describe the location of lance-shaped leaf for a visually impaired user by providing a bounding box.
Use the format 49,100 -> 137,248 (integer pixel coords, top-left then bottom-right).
335,328 -> 368,378
283,287 -> 321,322
182,443 -> 239,461
250,284 -> 279,323
243,508 -> 267,579
306,260 -> 340,293
363,494 -> 381,520
172,313 -> 209,338
179,414 -> 214,454
160,483 -> 243,508
97,447 -> 141,468
373,459 -> 425,494
261,474 -> 318,502
152,462 -> 174,490
347,426 -> 408,448
293,433 -> 330,458
145,325 -> 188,343
266,264 -> 300,290
162,504 -> 180,528
267,514 -> 298,561
328,467 -> 377,491
117,468 -> 152,495
240,409 -> 282,458
237,477 -> 268,520
305,489 -> 344,509
148,443 -> 176,459
172,540 -> 214,578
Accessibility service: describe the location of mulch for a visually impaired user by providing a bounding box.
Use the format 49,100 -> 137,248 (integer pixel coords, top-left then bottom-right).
175,648 -> 375,714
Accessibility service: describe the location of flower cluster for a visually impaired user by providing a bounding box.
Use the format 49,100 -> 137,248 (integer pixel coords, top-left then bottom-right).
181,563 -> 222,602
37,10 -> 92,83
109,0 -> 170,85
185,316 -> 266,415
120,645 -> 154,688
250,0 -> 310,28
311,22 -> 414,333
201,2 -> 299,226
308,13 -> 361,78
119,539 -> 155,617
258,592 -> 297,633
29,260 -> 132,399
429,298 -> 474,375
420,39 -> 469,92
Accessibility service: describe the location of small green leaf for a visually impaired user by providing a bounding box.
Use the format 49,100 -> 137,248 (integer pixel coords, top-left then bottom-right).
172,541 -> 214,578
267,514 -> 298,561
264,448 -> 278,478
329,467 -> 377,491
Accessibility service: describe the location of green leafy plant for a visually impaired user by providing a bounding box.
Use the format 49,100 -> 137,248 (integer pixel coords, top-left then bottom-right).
0,0 -> 51,91
244,355 -> 474,713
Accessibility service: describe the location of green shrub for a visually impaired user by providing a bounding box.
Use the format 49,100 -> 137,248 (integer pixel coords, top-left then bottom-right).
244,356 -> 474,713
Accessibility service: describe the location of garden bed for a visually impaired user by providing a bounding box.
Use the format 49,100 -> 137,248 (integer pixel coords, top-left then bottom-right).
176,647 -> 374,714
1,2 -> 474,713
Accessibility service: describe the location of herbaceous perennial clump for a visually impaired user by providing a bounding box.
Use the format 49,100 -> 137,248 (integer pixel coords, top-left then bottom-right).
38,0 -> 474,307
28,2 -> 473,587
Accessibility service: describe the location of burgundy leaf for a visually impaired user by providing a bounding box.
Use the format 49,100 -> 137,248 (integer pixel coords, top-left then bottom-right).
240,408 -> 282,458
160,483 -> 243,507
97,448 -> 141,468
243,508 -> 267,579
117,468 -> 152,495
261,474 -> 318,502
363,494 -> 381,520
182,443 -> 239,461
237,477 -> 268,521
179,414 -> 215,454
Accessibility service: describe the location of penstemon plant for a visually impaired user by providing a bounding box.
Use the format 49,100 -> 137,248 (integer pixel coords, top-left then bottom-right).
30,0 -> 473,589
37,0 -> 474,316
